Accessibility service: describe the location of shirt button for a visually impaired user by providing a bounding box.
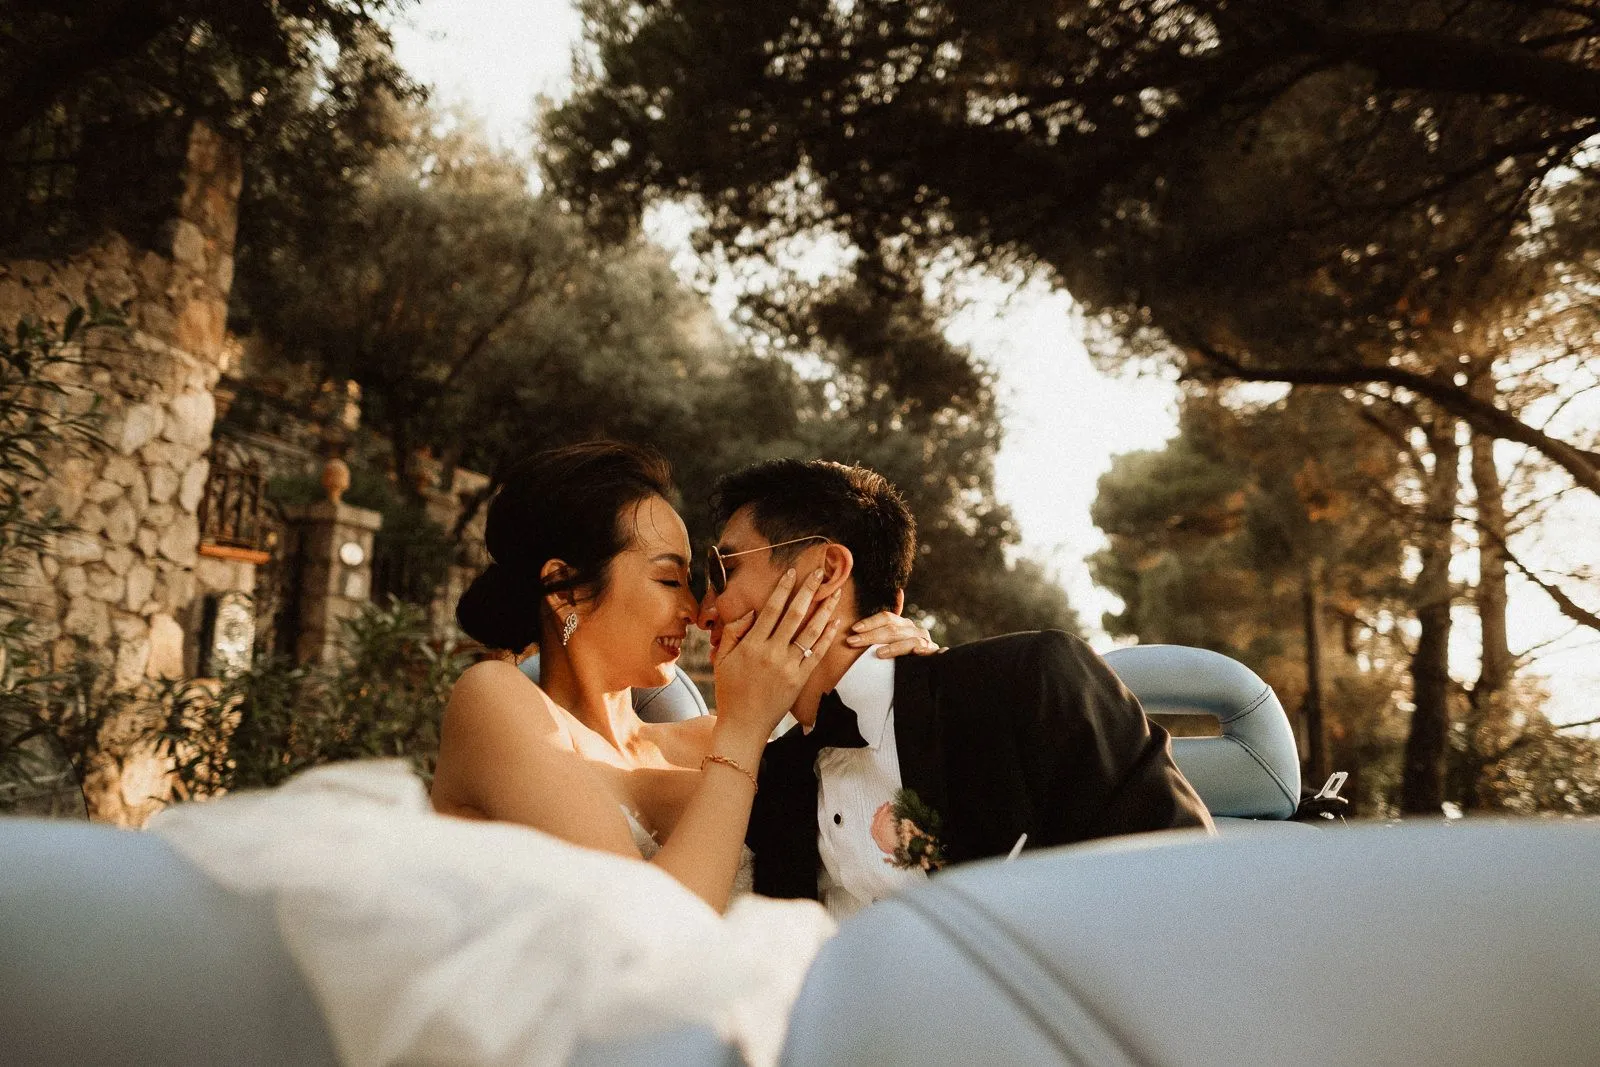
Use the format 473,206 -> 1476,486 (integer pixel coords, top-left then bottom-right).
833,813 -> 842,825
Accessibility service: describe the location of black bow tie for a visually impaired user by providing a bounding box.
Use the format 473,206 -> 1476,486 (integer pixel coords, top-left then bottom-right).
802,689 -> 869,751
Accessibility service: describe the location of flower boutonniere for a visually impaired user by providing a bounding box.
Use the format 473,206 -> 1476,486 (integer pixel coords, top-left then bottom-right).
871,788 -> 947,873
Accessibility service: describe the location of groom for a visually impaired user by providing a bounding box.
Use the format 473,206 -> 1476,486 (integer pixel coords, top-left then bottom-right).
699,458 -> 1213,918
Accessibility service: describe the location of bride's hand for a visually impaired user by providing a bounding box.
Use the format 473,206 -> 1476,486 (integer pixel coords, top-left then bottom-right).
844,611 -> 944,658
713,567 -> 844,741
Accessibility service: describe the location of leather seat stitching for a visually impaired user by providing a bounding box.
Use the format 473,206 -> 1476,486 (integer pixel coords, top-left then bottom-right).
1214,735 -> 1297,808
1215,685 -> 1272,726
897,883 -> 1151,1067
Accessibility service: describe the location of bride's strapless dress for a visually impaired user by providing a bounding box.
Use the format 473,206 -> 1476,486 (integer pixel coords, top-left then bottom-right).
149,761 -> 834,1067
624,807 -> 756,897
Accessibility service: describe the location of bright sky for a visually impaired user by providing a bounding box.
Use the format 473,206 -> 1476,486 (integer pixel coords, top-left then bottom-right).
390,0 -> 1597,724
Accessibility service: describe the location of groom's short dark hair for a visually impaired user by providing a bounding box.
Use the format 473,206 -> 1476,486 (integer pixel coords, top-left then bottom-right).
712,459 -> 916,615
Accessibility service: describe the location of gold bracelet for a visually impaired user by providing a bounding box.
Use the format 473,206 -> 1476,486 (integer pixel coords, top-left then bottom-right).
701,753 -> 759,792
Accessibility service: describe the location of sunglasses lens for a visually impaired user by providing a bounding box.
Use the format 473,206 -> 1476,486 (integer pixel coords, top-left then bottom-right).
705,546 -> 725,594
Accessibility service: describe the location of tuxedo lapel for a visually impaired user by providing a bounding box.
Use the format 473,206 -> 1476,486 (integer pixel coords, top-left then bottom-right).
891,657 -> 950,849
747,724 -> 823,900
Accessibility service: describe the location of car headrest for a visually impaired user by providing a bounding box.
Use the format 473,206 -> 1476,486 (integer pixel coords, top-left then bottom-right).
520,654 -> 709,723
1103,644 -> 1300,820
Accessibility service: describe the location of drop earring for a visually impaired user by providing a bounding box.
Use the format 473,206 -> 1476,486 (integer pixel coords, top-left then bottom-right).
561,611 -> 579,647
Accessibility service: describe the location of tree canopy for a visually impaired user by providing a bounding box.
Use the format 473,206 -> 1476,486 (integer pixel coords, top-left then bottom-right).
1093,384 -> 1600,815
543,0 -> 1600,501
0,0 -> 417,144
543,2 -> 1600,805
239,106 -> 1079,642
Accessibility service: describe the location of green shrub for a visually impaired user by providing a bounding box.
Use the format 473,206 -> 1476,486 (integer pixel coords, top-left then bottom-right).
0,305 -> 120,814
160,598 -> 471,797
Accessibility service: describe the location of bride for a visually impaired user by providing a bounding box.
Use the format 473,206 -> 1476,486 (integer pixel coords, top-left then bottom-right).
152,440 -> 935,1066
433,440 -> 936,911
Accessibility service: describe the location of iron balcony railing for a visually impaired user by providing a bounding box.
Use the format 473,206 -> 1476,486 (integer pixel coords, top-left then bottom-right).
196,450 -> 273,554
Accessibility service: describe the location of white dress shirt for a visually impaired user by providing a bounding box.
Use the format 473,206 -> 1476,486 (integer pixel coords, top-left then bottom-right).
813,649 -> 927,920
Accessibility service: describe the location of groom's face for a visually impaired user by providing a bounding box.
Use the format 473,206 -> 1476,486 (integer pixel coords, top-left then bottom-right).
698,506 -> 831,663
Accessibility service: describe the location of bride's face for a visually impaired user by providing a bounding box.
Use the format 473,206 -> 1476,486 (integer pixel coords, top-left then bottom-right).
575,494 -> 698,690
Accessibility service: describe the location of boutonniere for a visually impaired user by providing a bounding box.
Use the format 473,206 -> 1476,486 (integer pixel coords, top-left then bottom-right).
871,788 -> 947,873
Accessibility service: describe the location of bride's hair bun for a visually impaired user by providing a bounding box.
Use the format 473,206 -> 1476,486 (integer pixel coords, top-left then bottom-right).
455,441 -> 674,651
453,561 -> 547,654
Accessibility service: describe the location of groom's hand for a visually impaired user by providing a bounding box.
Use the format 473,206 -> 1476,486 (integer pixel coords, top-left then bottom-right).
846,611 -> 944,658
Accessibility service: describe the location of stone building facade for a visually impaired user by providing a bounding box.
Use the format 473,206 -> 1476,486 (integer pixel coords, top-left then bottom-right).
3,116 -> 709,823
1,121 -> 242,824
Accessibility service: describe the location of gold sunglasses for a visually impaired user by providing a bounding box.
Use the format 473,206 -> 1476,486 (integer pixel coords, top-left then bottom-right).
705,535 -> 830,595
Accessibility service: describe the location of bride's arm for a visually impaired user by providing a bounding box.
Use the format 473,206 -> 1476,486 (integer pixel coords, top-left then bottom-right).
434,665 -> 774,912
649,568 -> 842,910
433,568 -> 841,911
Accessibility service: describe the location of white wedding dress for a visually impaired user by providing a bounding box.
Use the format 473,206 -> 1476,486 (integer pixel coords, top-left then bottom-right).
149,761 -> 834,1067
624,807 -> 756,897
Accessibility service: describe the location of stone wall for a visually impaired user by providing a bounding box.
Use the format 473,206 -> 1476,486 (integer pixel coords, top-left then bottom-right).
0,121 -> 242,825
410,454 -> 491,633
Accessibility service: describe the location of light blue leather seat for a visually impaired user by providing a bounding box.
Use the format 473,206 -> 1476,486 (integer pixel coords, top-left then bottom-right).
780,820 -> 1600,1065
0,644 -> 1309,1062
0,820 -> 337,1065
10,817 -> 1594,1065
1103,644 -> 1301,820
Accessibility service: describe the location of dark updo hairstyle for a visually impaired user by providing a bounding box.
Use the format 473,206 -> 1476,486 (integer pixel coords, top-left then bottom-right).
455,441 -> 674,652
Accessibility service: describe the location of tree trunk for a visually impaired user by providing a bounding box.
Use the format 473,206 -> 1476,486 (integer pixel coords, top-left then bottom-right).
1301,560 -> 1330,788
390,423 -> 417,502
1400,414 -> 1461,816
1461,413 -> 1513,810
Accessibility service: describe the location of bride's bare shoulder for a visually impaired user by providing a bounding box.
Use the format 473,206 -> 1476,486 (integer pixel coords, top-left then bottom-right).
450,658 -> 530,699
446,660 -> 562,731
452,657 -> 530,690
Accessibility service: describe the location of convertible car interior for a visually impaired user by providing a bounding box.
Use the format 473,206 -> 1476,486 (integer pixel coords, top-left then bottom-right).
5,643 -> 1597,1065
529,641 -> 1307,824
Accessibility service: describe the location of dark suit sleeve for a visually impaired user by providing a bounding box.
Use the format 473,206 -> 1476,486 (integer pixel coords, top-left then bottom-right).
1022,631 -> 1214,843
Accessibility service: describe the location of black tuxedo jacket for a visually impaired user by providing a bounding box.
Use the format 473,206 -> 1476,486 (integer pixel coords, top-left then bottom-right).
746,630 -> 1214,900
